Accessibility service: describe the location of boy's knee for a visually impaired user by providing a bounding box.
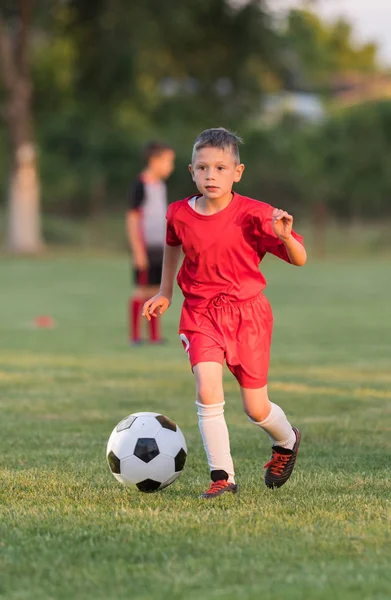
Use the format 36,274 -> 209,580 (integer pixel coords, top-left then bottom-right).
196,384 -> 223,406
244,403 -> 271,423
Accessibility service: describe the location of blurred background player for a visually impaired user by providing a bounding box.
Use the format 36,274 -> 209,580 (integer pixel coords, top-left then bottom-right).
126,142 -> 175,344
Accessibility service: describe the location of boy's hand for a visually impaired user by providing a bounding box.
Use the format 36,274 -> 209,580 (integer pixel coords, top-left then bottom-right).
142,293 -> 171,321
272,208 -> 293,241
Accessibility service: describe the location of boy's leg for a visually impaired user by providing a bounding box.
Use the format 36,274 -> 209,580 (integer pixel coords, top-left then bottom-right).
129,289 -> 143,343
129,285 -> 162,344
146,249 -> 163,343
241,385 -> 300,489
223,292 -> 300,488
194,362 -> 237,498
130,245 -> 163,344
146,285 -> 162,343
129,259 -> 148,343
240,386 -> 296,448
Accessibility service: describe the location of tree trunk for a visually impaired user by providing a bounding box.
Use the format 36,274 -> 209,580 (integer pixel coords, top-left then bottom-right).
7,142 -> 42,253
0,2 -> 44,254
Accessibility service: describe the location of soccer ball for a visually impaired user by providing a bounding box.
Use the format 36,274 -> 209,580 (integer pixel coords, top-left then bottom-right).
106,412 -> 187,492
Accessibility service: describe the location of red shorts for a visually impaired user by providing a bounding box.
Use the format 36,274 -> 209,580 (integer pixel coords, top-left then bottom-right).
179,292 -> 273,389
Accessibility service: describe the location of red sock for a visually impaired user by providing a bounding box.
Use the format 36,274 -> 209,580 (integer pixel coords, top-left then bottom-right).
149,314 -> 161,342
129,297 -> 142,341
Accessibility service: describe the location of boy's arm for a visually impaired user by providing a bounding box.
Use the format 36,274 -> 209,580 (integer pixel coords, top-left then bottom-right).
159,243 -> 182,300
127,179 -> 148,269
142,243 -> 182,320
272,208 -> 307,266
126,210 -> 148,269
280,234 -> 307,266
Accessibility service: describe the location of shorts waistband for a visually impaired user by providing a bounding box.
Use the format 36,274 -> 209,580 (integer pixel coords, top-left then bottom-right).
208,292 -> 264,310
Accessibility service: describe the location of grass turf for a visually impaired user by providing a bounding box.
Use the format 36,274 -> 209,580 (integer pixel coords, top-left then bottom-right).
0,255 -> 390,600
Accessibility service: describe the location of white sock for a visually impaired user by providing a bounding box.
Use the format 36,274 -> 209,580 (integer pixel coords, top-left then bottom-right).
196,401 -> 235,483
249,402 -> 296,450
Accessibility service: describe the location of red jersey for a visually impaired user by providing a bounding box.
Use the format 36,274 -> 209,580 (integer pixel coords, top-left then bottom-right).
166,193 -> 304,310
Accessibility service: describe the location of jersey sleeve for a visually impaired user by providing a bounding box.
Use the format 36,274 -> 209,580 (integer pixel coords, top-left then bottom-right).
128,179 -> 144,211
166,203 -> 182,246
258,204 -> 305,263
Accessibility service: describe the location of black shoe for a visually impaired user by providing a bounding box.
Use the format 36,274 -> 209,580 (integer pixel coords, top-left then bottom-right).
200,480 -> 238,499
264,427 -> 301,489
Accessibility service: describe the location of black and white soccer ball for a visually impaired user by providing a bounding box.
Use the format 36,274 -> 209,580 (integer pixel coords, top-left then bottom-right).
106,412 -> 187,493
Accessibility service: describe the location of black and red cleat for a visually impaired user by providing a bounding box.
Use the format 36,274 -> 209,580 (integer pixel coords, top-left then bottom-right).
200,480 -> 238,499
264,427 -> 301,489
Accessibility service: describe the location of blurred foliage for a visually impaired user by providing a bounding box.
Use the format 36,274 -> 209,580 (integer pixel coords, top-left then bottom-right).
28,0 -> 282,213
0,1 -> 390,226
240,100 -> 391,221
310,101 -> 391,219
281,8 -> 378,90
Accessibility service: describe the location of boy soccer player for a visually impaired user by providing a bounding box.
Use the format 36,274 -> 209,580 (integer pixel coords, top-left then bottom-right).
142,128 -> 307,498
127,141 -> 175,344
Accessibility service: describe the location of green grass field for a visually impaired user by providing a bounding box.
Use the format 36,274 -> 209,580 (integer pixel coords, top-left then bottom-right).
1,255 -> 390,600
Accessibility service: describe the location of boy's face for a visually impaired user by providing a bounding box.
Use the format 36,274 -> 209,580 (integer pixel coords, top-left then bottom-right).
189,147 -> 244,200
150,149 -> 175,179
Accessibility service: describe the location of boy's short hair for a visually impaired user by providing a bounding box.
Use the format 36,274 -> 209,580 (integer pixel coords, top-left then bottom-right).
192,127 -> 243,164
143,141 -> 173,165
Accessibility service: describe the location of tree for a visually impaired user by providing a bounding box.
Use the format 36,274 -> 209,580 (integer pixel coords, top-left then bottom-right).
0,0 -> 43,253
282,9 -> 378,91
31,0 -> 284,215
63,0 -> 282,129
